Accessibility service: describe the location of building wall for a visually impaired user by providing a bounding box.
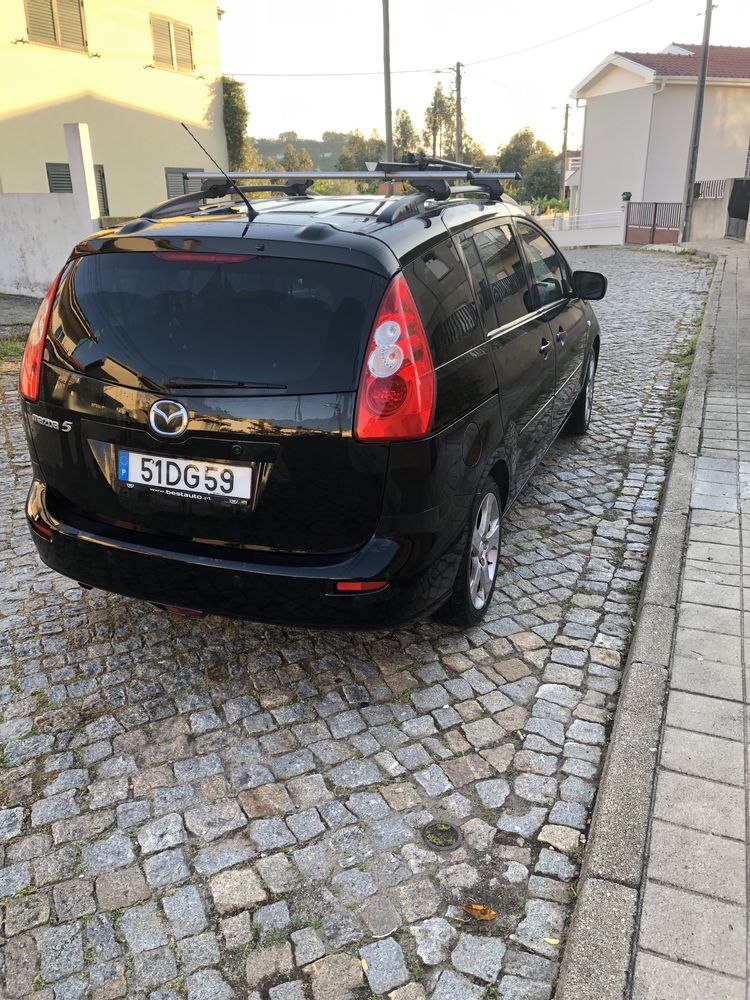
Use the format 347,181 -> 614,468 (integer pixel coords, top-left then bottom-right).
644,84 -> 750,201
0,0 -> 227,216
577,85 -> 655,216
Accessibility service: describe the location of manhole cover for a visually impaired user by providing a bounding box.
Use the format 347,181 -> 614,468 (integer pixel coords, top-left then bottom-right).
421,821 -> 463,852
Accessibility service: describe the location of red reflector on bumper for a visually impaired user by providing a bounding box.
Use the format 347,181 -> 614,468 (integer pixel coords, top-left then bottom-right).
162,605 -> 203,617
335,581 -> 388,593
31,521 -> 52,540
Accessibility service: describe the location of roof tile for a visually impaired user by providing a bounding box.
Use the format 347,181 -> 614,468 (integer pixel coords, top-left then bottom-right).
616,44 -> 750,80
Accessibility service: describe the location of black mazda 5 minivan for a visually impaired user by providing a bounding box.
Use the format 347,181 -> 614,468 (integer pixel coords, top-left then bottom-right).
20,163 -> 606,629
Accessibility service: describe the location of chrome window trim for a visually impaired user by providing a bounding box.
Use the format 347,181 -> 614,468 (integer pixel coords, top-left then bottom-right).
484,302 -> 566,341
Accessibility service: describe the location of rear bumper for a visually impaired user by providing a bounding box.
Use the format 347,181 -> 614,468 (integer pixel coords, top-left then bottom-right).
27,480 -> 461,629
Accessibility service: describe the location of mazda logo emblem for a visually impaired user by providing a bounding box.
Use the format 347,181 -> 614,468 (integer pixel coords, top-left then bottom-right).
149,399 -> 189,437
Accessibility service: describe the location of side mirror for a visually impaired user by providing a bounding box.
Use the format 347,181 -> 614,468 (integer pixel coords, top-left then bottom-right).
573,270 -> 607,301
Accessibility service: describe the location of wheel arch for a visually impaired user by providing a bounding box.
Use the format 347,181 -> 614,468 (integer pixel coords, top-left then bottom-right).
488,458 -> 510,513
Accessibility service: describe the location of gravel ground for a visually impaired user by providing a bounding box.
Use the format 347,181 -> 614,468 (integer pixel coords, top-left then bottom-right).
0,248 -> 712,1000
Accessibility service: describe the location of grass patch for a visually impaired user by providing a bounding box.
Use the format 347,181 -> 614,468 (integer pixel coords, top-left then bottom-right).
666,331 -> 699,411
0,337 -> 26,359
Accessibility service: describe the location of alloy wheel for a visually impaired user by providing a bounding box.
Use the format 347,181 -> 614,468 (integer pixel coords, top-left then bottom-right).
469,492 -> 500,610
585,356 -> 596,424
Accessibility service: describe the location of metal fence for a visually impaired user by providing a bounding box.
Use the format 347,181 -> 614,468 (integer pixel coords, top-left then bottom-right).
696,179 -> 726,200
625,202 -> 681,244
538,210 -> 622,232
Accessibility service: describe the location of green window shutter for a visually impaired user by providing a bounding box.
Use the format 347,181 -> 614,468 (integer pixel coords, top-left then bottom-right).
151,16 -> 173,67
165,168 -> 202,198
173,23 -> 193,71
46,162 -> 72,193
26,0 -> 57,44
56,0 -> 85,49
94,164 -> 109,216
165,169 -> 186,198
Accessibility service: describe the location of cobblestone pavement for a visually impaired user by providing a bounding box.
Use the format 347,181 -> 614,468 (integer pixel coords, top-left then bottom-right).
0,248 -> 711,1000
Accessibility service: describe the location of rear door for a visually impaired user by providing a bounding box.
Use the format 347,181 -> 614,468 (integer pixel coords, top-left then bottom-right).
467,221 -> 555,495
35,249 -> 388,555
514,220 -> 588,426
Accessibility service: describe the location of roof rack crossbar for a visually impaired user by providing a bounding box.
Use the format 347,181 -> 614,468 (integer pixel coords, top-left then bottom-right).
185,170 -> 522,183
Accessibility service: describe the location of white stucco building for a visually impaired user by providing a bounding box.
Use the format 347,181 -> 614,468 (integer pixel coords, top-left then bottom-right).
0,0 -> 228,218
570,44 -> 750,217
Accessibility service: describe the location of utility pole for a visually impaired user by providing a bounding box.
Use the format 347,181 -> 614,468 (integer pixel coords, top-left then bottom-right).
559,104 -> 569,201
382,0 -> 393,164
681,0 -> 713,242
455,61 -> 463,163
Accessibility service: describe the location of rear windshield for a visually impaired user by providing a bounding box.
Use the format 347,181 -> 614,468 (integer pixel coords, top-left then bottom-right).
52,252 -> 385,394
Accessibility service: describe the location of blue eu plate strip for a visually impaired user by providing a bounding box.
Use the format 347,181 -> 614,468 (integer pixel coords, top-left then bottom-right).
118,451 -> 130,482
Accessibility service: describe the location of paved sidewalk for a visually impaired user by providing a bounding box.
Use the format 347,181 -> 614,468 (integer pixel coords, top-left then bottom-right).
630,242 -> 750,998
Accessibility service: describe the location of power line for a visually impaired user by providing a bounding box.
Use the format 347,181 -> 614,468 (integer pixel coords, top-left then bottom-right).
225,0 -> 654,79
464,0 -> 654,66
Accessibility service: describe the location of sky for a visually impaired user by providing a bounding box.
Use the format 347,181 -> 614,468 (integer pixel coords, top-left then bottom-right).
218,0 -> 749,156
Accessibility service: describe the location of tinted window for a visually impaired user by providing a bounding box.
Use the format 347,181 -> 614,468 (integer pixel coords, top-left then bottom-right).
473,224 -> 530,329
51,253 -> 384,394
404,238 -> 482,364
515,221 -> 568,307
459,234 -> 495,333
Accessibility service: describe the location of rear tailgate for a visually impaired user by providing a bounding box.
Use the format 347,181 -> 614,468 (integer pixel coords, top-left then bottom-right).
31,249 -> 390,555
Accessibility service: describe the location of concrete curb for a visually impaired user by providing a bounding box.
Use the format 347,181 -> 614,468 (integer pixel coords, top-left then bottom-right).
554,250 -> 723,1000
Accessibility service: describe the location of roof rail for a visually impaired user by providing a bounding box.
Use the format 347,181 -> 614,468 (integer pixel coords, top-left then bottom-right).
140,177 -> 316,221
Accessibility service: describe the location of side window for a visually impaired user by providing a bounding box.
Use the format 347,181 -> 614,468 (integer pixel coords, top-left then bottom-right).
404,238 -> 483,364
473,224 -> 530,329
459,234 -> 495,332
515,221 -> 568,307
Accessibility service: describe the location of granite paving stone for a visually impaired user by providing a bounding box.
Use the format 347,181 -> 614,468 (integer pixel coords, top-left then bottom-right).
0,251 -> 708,1000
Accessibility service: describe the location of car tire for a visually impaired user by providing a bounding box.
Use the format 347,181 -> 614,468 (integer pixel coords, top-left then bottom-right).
436,478 -> 502,627
567,350 -> 597,435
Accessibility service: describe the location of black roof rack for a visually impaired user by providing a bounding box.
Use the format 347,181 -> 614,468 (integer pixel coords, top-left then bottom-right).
138,155 -> 521,225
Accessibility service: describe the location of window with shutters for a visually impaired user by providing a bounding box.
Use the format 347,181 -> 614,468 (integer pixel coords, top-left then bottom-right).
150,15 -> 193,72
25,0 -> 86,51
165,168 -> 202,198
47,162 -> 109,216
94,165 -> 109,217
46,163 -> 73,193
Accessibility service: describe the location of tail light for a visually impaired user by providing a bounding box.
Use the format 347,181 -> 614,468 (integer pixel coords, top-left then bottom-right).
354,273 -> 435,441
153,252 -> 254,263
20,268 -> 65,402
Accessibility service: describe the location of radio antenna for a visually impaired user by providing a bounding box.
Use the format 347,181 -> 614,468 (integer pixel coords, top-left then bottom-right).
180,122 -> 254,224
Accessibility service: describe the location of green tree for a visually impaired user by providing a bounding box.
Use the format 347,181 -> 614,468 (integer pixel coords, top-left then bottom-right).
496,127 -> 553,175
460,134 -> 495,172
520,152 -> 561,200
393,109 -> 419,159
222,76 -> 249,170
277,131 -> 299,143
280,143 -> 314,172
240,136 -> 263,171
337,130 -> 385,171
422,82 -> 455,158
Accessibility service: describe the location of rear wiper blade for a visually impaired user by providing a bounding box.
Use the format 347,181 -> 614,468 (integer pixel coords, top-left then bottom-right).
164,378 -> 287,389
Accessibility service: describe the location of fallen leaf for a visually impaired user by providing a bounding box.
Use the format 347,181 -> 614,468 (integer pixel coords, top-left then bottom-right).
544,938 -> 560,946
459,902 -> 496,921
360,959 -> 368,972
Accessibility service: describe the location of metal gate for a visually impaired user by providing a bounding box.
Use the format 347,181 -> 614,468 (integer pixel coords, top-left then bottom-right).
625,201 -> 681,244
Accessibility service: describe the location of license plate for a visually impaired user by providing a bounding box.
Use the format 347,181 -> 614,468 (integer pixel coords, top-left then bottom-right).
118,450 -> 252,503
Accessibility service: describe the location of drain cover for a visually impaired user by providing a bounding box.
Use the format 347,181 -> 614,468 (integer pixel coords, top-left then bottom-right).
421,821 -> 463,852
